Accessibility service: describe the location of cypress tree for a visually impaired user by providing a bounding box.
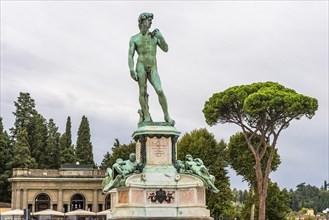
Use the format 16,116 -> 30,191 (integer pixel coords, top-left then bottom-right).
11,92 -> 37,141
65,116 -> 72,147
43,119 -> 61,169
0,117 -> 13,202
60,116 -> 76,164
30,113 -> 48,167
76,116 -> 94,164
9,129 -> 36,169
0,117 -> 11,175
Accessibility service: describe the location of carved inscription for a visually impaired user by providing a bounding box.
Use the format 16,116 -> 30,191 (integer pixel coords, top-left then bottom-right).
147,137 -> 171,164
150,137 -> 168,157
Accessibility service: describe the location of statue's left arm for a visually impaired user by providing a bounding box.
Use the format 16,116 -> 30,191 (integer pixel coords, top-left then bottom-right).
154,29 -> 168,52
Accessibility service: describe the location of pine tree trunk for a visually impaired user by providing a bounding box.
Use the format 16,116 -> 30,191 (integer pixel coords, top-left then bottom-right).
258,191 -> 266,220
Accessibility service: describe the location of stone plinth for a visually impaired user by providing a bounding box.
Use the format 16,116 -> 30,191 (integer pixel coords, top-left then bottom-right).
107,125 -> 213,220
133,125 -> 180,167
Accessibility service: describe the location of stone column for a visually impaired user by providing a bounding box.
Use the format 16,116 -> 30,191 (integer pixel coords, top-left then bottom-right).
16,189 -> 21,209
11,187 -> 16,209
58,189 -> 63,212
93,189 -> 98,212
22,189 -> 28,209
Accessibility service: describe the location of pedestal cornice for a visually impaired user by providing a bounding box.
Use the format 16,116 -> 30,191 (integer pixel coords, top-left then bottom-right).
132,125 -> 181,139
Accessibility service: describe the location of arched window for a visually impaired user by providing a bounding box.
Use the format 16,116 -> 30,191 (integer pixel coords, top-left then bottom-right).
35,193 -> 50,212
70,194 -> 85,211
105,194 -> 111,210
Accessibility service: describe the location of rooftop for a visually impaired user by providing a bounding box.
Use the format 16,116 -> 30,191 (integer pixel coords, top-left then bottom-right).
12,167 -> 105,178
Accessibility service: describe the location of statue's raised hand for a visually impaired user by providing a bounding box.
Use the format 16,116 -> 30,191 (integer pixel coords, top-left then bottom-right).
152,28 -> 163,38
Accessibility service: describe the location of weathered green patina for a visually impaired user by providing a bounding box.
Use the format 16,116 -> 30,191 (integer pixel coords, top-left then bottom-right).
102,153 -> 142,193
175,154 -> 219,193
129,12 -> 175,126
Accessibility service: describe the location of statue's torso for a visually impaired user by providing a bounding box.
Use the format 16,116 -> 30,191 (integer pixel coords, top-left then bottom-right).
134,33 -> 158,68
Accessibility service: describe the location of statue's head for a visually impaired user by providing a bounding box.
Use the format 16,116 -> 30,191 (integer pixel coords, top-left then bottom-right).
116,158 -> 123,163
129,153 -> 136,162
138,12 -> 154,31
185,154 -> 193,161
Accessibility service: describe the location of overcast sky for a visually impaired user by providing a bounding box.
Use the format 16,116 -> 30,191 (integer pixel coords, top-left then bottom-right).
1,1 -> 328,190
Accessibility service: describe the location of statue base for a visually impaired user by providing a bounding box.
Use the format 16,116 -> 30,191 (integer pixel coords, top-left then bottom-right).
106,125 -> 213,220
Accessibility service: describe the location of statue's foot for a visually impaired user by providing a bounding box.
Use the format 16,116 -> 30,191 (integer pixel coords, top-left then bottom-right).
164,115 -> 175,126
143,116 -> 153,123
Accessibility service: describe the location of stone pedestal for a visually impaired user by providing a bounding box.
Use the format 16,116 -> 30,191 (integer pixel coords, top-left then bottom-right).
107,125 -> 213,220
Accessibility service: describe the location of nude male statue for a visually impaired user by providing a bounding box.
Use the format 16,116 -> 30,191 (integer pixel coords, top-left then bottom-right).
128,12 -> 175,125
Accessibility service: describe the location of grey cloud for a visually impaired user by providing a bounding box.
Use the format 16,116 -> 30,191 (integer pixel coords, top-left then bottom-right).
1,1 -> 327,190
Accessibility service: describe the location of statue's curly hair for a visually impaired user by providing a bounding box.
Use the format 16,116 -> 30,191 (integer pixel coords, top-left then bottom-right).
138,12 -> 154,30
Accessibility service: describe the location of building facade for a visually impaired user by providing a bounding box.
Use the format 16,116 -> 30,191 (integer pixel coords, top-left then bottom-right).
9,166 -> 109,213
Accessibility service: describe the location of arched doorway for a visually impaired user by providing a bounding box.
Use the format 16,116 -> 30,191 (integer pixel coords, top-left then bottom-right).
70,193 -> 85,210
105,194 -> 111,210
35,193 -> 50,212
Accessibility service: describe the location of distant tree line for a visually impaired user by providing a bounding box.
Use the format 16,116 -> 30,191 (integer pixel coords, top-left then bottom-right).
0,92 -> 95,202
290,182 -> 329,214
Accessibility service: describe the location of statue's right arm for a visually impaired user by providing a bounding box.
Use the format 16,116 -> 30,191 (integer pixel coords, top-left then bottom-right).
128,37 -> 138,81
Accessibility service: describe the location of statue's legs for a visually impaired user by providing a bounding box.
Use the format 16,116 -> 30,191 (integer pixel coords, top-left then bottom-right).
148,68 -> 175,125
137,67 -> 152,122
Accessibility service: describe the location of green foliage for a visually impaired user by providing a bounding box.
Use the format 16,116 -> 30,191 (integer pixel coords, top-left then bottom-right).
60,144 -> 77,164
242,181 -> 292,220
203,82 -> 318,220
291,183 -> 329,213
315,190 -> 329,213
0,117 -> 11,174
64,116 -> 72,147
265,182 -> 292,219
44,119 -> 61,168
11,92 -> 38,141
60,116 -> 76,164
76,116 -> 94,165
231,188 -> 249,220
9,129 -> 37,169
177,128 -> 234,219
100,139 -> 135,169
227,132 -> 281,185
1,93 -> 98,201
232,188 -> 249,205
29,113 -> 48,167
203,82 -> 318,128
0,117 -> 13,202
